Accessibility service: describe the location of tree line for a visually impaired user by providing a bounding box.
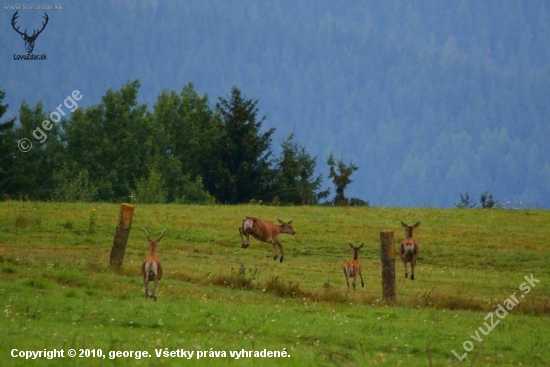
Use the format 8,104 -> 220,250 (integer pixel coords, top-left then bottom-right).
0,81 -> 362,205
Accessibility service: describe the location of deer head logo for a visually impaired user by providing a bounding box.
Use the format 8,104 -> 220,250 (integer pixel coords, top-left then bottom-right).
11,11 -> 49,54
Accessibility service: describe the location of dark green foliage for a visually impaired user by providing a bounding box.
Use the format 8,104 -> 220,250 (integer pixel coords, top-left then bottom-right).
0,90 -> 16,199
327,153 -> 360,206
133,160 -> 166,204
0,84 -> 323,204
152,83 -> 222,203
211,86 -> 275,203
456,193 -> 476,208
271,134 -> 328,205
9,101 -> 64,200
348,198 -> 369,207
480,191 -> 497,209
60,80 -> 153,202
52,169 -> 98,202
173,175 -> 214,205
456,191 -> 497,209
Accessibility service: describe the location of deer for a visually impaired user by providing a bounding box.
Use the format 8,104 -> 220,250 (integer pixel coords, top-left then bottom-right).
141,228 -> 166,301
343,243 -> 365,290
11,11 -> 49,54
398,221 -> 420,280
239,217 -> 295,263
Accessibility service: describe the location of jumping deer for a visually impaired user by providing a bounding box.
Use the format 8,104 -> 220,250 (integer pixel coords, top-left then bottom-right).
398,221 -> 420,280
239,217 -> 295,263
343,243 -> 365,289
11,11 -> 49,54
141,228 -> 166,301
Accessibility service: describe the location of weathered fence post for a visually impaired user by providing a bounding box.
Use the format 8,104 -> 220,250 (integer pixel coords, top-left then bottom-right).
380,230 -> 396,303
109,203 -> 135,268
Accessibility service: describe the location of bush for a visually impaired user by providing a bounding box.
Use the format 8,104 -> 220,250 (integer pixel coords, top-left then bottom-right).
456,191 -> 497,209
480,191 -> 497,208
134,161 -> 166,204
52,169 -> 98,202
174,175 -> 215,204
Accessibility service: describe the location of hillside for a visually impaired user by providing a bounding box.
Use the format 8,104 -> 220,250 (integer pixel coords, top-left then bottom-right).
1,1 -> 549,207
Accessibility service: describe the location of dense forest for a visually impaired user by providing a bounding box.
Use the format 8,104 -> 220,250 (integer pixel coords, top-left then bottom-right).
1,1 -> 549,207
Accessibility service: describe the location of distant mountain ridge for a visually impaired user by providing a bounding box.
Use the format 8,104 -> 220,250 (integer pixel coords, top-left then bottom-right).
1,0 -> 548,207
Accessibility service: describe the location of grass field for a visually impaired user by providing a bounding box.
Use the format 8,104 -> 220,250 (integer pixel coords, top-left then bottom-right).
0,201 -> 548,366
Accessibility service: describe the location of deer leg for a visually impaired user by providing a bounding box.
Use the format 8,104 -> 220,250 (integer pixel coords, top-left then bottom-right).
344,269 -> 350,289
143,277 -> 149,300
277,241 -> 284,263
403,260 -> 409,279
359,272 -> 364,288
152,277 -> 158,301
239,228 -> 249,248
410,255 -> 417,281
271,242 -> 279,261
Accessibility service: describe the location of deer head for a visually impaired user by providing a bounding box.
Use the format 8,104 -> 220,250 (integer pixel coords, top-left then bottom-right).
277,218 -> 295,235
349,243 -> 364,259
401,221 -> 420,238
11,11 -> 49,54
143,228 -> 166,252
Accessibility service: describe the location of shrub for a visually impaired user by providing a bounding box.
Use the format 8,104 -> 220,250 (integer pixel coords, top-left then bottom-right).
480,191 -> 497,208
52,169 -> 98,202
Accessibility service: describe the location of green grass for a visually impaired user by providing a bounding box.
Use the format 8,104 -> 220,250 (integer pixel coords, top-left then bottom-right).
0,201 -> 549,366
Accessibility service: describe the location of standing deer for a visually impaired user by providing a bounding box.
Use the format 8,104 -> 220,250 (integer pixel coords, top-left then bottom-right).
239,217 -> 295,263
142,228 -> 166,301
343,243 -> 365,289
11,11 -> 49,54
398,221 -> 420,280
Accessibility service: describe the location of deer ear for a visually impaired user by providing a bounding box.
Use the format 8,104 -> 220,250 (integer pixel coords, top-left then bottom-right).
359,243 -> 364,249
401,221 -> 408,228
287,220 -> 293,224
156,229 -> 167,242
349,243 -> 354,248
277,218 -> 284,224
142,228 -> 152,241
413,222 -> 420,228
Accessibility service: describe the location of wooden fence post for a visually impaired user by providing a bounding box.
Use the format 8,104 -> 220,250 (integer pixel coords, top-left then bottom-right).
380,230 -> 396,303
109,203 -> 135,268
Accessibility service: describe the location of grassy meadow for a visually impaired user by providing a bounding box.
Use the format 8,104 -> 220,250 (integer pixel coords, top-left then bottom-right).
0,201 -> 549,366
